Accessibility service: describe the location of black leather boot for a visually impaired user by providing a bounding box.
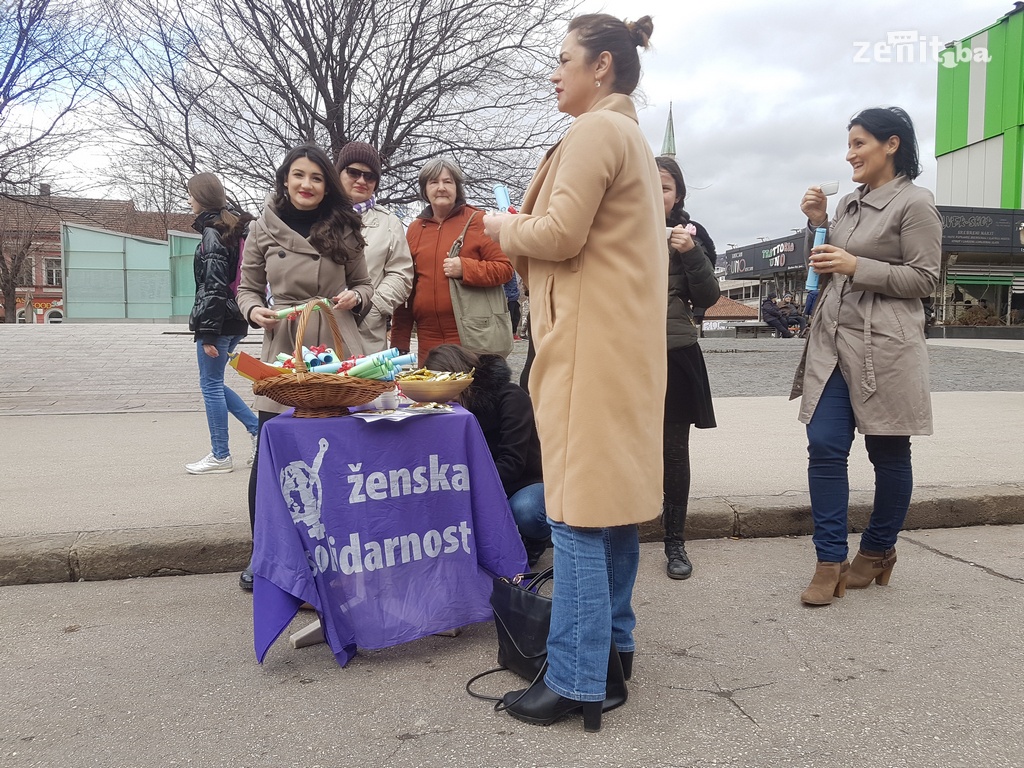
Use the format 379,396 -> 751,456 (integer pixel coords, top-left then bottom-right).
522,536 -> 550,568
501,680 -> 603,731
618,651 -> 633,681
663,503 -> 693,580
602,642 -> 629,712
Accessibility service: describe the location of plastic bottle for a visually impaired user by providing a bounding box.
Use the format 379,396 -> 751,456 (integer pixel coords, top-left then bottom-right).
805,227 -> 827,291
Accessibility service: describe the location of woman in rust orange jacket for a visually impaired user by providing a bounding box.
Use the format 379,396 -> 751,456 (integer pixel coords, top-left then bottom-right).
390,158 -> 513,365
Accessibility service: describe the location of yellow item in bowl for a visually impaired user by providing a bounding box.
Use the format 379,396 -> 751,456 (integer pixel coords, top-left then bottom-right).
398,376 -> 473,403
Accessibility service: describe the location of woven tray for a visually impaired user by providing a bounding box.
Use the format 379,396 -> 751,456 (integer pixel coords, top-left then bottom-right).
252,298 -> 394,417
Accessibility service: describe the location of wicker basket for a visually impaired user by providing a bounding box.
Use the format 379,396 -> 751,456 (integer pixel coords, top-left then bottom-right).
252,298 -> 394,417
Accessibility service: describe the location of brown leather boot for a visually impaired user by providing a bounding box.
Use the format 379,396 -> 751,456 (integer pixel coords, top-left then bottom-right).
800,560 -> 850,605
847,548 -> 897,588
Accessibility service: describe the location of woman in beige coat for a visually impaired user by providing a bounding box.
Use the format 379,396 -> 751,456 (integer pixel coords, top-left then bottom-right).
794,107 -> 940,605
483,13 -> 666,731
235,144 -> 373,589
333,141 -> 414,352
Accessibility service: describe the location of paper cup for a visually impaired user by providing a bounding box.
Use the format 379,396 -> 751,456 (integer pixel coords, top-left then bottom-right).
819,181 -> 840,196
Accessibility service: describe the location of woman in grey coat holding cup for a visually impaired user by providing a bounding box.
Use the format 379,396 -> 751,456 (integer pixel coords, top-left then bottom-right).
793,106 -> 941,605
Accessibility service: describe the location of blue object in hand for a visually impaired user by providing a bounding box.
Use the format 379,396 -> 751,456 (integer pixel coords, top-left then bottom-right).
805,227 -> 827,291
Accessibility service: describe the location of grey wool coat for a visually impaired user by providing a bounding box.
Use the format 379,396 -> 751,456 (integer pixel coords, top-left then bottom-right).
237,196 -> 373,413
790,175 -> 941,435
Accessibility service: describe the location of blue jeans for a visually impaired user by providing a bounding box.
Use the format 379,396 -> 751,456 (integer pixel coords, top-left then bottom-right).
545,521 -> 639,702
508,483 -> 550,541
806,367 -> 914,562
196,337 -> 259,459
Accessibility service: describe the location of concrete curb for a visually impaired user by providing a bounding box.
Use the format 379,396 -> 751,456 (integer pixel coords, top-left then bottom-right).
2,485 -> 1022,586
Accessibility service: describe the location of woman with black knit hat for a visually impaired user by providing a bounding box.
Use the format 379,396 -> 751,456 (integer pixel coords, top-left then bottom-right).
335,141 -> 413,352
185,173 -> 259,476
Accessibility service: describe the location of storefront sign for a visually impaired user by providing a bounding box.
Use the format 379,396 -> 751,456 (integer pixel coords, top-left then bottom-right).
726,234 -> 807,278
939,206 -> 1024,254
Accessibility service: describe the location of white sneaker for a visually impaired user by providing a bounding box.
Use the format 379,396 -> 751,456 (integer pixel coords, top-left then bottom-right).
247,433 -> 258,467
185,453 -> 233,475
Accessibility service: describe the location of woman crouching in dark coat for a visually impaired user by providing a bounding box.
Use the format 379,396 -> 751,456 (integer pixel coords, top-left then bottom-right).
424,344 -> 549,566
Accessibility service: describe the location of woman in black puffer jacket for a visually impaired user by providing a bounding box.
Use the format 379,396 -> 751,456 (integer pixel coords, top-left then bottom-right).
185,172 -> 259,476
424,344 -> 549,566
657,156 -> 721,580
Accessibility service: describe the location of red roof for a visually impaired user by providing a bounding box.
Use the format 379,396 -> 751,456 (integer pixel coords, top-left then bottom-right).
0,194 -> 195,241
704,295 -> 758,320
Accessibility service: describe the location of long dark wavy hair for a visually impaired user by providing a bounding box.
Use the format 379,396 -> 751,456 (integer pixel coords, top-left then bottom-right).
273,144 -> 365,264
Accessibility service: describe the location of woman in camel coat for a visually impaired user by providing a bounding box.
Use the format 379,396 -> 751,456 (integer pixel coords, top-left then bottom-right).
483,13 -> 665,733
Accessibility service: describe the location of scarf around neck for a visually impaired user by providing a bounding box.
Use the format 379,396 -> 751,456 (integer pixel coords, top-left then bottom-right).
353,195 -> 376,215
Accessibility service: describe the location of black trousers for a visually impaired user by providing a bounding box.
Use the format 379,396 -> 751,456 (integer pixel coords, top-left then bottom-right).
508,300 -> 521,336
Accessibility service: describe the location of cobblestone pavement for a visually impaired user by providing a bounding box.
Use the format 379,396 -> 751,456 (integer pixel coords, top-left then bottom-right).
1,324 -> 1021,415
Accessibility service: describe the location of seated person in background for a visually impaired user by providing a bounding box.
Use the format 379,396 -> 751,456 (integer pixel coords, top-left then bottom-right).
761,292 -> 794,338
778,293 -> 807,334
424,343 -> 550,566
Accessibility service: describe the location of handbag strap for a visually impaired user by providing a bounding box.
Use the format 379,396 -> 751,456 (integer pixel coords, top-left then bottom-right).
447,212 -> 478,261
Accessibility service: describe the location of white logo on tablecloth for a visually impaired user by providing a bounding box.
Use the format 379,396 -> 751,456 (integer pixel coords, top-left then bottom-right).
280,438 -> 329,541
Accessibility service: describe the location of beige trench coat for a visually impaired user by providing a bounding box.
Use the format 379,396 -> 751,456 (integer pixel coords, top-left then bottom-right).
354,205 -> 413,352
790,175 -> 941,435
500,94 -> 668,528
237,197 -> 373,413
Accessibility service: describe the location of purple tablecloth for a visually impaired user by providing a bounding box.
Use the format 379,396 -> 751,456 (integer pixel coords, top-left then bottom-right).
252,405 -> 528,666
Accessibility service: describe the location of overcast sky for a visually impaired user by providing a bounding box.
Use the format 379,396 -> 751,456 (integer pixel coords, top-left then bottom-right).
573,0 -> 1013,249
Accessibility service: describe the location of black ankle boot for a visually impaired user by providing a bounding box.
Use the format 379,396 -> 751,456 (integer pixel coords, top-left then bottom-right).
662,502 -> 693,580
522,536 -> 550,568
501,679 -> 603,731
602,643 -> 629,712
665,540 -> 693,580
618,651 -> 633,681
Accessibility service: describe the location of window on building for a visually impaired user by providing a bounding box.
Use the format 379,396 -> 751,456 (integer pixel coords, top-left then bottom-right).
45,258 -> 62,287
45,310 -> 63,324
17,258 -> 34,287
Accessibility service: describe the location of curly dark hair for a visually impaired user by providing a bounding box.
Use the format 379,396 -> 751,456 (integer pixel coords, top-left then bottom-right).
273,144 -> 365,264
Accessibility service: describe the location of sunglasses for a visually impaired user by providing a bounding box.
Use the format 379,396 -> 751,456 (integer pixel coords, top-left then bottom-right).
343,167 -> 379,183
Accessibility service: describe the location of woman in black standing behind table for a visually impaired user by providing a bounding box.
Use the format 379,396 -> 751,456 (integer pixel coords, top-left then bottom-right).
235,144 -> 373,590
656,156 -> 720,580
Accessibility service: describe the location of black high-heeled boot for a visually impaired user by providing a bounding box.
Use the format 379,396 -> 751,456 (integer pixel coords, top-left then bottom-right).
618,651 -> 633,682
501,679 -> 603,732
601,643 -> 628,713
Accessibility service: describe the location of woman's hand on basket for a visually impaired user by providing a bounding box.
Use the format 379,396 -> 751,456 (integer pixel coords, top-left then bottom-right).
250,306 -> 280,330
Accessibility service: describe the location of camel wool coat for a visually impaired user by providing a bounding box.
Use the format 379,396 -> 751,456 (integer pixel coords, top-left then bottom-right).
499,94 -> 668,528
790,174 -> 941,434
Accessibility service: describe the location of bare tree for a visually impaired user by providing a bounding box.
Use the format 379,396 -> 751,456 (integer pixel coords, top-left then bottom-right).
99,0 -> 576,211
0,196 -> 42,322
0,0 -> 109,192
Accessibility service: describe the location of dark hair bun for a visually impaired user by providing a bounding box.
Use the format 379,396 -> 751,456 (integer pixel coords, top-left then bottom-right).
626,15 -> 653,49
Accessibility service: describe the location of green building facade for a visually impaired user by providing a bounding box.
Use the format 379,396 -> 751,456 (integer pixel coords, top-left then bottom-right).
935,6 -> 1024,327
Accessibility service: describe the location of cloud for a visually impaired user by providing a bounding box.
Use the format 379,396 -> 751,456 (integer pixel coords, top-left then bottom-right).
583,0 -> 1012,246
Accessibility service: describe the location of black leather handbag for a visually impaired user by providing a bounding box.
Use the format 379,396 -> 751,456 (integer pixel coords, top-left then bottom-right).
466,568 -> 552,701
